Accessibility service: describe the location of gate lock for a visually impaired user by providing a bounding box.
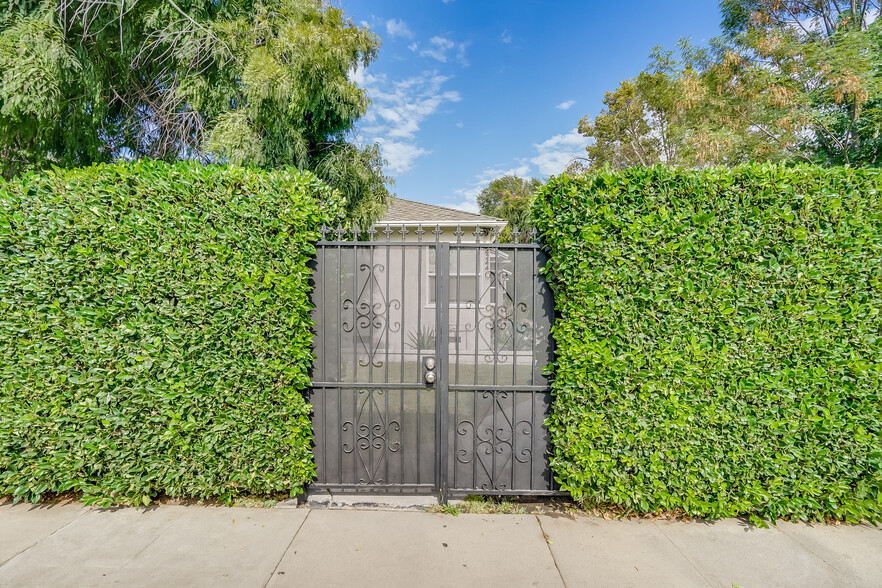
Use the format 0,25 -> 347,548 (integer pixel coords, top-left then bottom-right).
424,357 -> 436,385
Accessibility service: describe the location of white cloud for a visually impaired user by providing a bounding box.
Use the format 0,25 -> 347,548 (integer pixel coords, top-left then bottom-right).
500,30 -> 512,44
448,128 -> 588,208
456,42 -> 469,65
386,18 -> 414,39
456,122 -> 464,128
530,129 -> 588,176
449,164 -> 532,213
419,36 -> 468,65
556,100 -> 576,111
375,139 -> 430,174
356,70 -> 462,173
420,36 -> 454,62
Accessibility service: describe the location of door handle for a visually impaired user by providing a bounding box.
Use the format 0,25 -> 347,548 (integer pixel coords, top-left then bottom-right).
424,357 -> 436,384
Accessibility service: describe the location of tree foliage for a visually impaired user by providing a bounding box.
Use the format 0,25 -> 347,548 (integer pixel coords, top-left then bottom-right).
477,174 -> 543,240
578,1 -> 882,168
0,0 -> 391,221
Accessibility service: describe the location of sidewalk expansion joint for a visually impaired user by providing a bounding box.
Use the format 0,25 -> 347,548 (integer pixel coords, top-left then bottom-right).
651,521 -> 714,587
263,509 -> 311,588
535,515 -> 567,588
771,522 -> 853,582
0,505 -> 91,570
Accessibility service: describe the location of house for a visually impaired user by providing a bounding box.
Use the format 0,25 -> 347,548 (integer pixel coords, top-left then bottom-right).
373,197 -> 508,243
351,198 -> 520,360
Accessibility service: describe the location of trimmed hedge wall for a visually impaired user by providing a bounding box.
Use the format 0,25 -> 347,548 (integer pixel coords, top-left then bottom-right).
0,162 -> 342,506
535,165 -> 882,523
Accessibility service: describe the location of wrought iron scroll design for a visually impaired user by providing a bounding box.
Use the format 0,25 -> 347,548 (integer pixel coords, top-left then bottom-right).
342,389 -> 401,485
455,391 -> 533,491
341,262 -> 401,368
461,249 -> 530,364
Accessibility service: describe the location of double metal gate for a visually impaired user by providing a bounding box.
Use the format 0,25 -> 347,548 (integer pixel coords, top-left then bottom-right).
308,224 -> 558,499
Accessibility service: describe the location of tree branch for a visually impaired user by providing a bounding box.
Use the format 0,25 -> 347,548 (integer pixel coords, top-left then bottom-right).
165,0 -> 242,66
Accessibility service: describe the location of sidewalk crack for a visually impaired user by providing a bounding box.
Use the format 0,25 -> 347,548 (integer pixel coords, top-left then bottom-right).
263,509 -> 311,588
535,515 -> 567,588
652,521 -> 714,587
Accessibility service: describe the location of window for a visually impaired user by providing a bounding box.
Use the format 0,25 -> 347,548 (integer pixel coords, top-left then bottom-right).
427,247 -> 479,306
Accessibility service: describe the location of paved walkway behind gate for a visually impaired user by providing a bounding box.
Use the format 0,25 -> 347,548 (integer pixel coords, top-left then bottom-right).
0,501 -> 880,587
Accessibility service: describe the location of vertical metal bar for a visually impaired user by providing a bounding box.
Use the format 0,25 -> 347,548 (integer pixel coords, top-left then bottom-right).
512,246 -> 518,387
368,240 -> 375,481
400,241 -> 406,484
385,238 -> 390,384
337,244 -> 343,484
509,245 -> 518,492
352,243 -> 359,388
455,246 -> 461,385
416,243 -> 423,485
369,240 -> 374,386
510,246 -> 518,491
493,242 -> 499,389
319,243 -> 326,482
530,390 -> 535,491
319,243 -> 326,386
530,244 -> 538,489
473,233 -> 480,490
384,240 -> 391,485
474,245 -> 480,387
352,245 -> 359,483
338,386 -> 342,485
353,386 -> 358,484
453,389 -> 458,491
417,245 -> 423,384
400,243 -> 406,386
436,242 -> 450,501
491,241 -> 499,490
511,390 -> 516,492
472,389 -> 477,489
368,387 -> 373,484
531,245 -> 537,386
453,243 -> 461,489
491,390 -> 497,490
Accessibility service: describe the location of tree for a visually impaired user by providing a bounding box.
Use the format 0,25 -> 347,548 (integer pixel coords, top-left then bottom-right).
577,39 -> 809,170
718,0 -> 882,166
477,175 -> 543,240
0,0 -> 392,220
577,1 -> 881,169
578,80 -> 658,169
577,68 -> 693,169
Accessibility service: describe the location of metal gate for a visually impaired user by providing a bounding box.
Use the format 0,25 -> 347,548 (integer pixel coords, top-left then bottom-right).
308,224 -> 559,499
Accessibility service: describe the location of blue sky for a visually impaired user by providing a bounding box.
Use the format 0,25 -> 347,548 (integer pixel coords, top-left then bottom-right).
343,0 -> 724,212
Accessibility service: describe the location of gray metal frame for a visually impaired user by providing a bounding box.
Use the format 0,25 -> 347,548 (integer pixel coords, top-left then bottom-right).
309,224 -> 561,500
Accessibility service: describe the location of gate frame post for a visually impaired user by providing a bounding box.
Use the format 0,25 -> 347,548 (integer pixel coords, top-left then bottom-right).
435,242 -> 451,504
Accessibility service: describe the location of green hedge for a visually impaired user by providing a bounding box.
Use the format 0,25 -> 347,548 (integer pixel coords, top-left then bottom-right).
0,161 -> 342,506
535,164 -> 882,523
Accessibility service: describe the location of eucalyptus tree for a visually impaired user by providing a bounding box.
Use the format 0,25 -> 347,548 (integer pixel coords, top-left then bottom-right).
0,0 -> 391,221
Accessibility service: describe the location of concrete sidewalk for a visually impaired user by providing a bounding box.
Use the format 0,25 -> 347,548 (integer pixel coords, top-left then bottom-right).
0,501 -> 879,587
